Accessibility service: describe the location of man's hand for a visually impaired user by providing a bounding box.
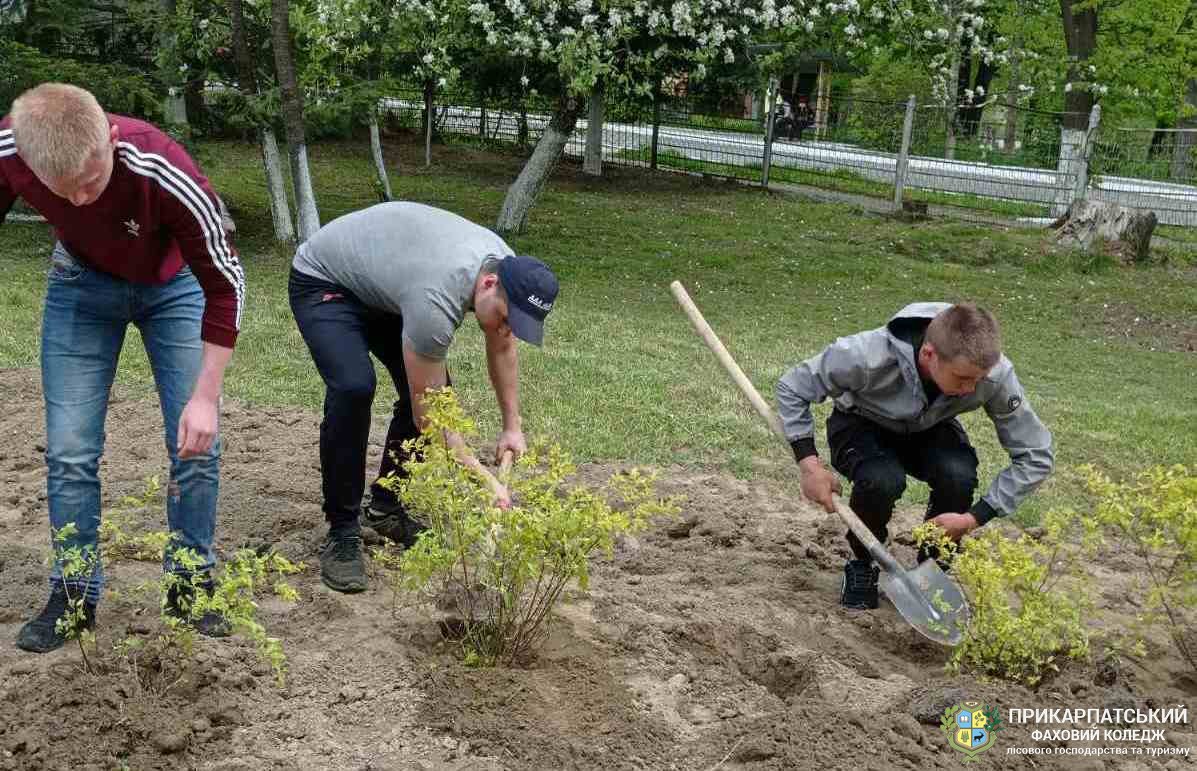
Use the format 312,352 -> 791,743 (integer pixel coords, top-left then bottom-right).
476,468 -> 512,509
928,512 -> 979,541
177,395 -> 219,459
495,429 -> 527,464
799,457 -> 841,513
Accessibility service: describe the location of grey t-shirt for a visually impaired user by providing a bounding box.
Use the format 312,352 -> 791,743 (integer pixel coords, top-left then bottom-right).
293,202 -> 513,360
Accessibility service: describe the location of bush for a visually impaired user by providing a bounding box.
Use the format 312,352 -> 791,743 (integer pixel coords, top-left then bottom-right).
917,464 -> 1197,685
52,478 -> 302,689
0,40 -> 160,119
377,388 -> 679,667
914,508 -> 1095,686
1086,465 -> 1197,670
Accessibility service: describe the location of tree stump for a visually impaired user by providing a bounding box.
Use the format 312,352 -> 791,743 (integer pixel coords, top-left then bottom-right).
1051,199 -> 1157,263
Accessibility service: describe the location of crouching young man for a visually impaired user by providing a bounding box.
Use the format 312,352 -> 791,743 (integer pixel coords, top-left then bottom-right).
776,302 -> 1054,609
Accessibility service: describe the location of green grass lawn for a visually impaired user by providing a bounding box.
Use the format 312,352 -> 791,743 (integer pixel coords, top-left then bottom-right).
2,134 -> 1195,524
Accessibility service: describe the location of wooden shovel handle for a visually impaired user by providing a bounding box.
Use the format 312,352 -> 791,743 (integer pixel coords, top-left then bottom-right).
669,280 -> 899,573
499,449 -> 515,475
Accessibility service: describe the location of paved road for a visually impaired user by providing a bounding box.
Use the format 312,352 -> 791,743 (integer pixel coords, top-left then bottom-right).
386,97 -> 1196,228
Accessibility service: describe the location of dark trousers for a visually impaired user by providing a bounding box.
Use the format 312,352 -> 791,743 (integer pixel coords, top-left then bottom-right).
827,409 -> 978,562
288,269 -> 443,528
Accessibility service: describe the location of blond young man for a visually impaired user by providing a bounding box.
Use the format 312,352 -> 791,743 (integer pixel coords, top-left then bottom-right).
776,303 -> 1054,609
0,84 -> 245,651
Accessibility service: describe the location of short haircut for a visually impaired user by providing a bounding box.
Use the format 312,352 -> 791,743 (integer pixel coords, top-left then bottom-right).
10,83 -> 110,179
481,256 -> 506,298
925,303 -> 1002,369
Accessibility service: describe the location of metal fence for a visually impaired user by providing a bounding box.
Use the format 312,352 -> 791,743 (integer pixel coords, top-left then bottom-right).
380,87 -> 1197,230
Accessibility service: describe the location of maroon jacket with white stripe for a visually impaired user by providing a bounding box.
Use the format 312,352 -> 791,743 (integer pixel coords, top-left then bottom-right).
0,114 -> 244,348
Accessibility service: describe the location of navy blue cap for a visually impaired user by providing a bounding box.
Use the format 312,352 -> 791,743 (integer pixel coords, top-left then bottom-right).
497,255 -> 558,346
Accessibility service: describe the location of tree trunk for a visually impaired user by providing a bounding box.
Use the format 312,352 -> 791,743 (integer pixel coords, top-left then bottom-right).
1003,44 -> 1022,154
956,30 -> 997,138
160,0 -> 188,129
423,79 -> 434,167
584,80 -> 604,176
1171,79 -> 1196,181
1060,0 -> 1097,131
369,119 -> 393,201
651,84 -> 661,170
271,0 -> 320,240
260,128 -> 295,247
495,96 -> 581,235
230,0 -> 295,247
1055,0 -> 1098,215
944,24 -> 963,160
1052,199 -> 1157,263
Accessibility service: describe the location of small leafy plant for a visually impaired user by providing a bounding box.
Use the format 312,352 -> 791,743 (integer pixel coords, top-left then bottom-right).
379,387 -> 679,667
48,479 -> 303,689
1085,465 -> 1197,670
915,508 -> 1095,686
919,465 -> 1197,685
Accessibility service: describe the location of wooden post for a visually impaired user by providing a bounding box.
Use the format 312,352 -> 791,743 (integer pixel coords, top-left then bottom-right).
762,77 -> 778,186
893,95 -> 916,210
651,87 -> 661,170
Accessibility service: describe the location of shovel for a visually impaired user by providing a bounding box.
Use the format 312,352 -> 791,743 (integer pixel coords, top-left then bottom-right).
669,280 -> 970,646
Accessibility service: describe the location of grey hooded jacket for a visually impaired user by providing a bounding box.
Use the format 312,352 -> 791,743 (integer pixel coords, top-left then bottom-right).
776,302 -> 1054,524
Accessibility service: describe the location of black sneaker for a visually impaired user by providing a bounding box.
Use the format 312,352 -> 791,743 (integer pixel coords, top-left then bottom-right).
320,528 -> 368,593
840,559 -> 880,610
17,586 -> 96,653
164,577 -> 232,638
361,497 -> 426,549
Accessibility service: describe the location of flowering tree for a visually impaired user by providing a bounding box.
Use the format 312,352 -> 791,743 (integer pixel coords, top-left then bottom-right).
312,0 -> 472,168
468,0 -> 866,234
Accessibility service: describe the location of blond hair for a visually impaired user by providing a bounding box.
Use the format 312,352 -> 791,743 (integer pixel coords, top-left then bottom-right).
11,83 -> 110,179
926,303 -> 1002,369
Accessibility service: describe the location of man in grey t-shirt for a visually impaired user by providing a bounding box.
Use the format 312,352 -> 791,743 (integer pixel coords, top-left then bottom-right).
289,202 -> 560,593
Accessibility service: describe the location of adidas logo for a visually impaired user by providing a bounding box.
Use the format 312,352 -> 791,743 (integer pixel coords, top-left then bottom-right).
124,219 -> 141,237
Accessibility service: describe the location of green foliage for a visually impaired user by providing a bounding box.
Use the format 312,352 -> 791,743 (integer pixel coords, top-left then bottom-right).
916,510 -> 1095,686
0,39 -> 160,119
48,480 -> 302,689
51,522 -> 99,674
190,548 -> 303,685
918,465 -> 1197,684
1085,465 -> 1197,670
380,387 -> 679,667
98,476 -> 174,562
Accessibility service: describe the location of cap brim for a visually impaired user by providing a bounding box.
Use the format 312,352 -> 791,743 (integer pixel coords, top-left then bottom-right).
507,303 -> 544,346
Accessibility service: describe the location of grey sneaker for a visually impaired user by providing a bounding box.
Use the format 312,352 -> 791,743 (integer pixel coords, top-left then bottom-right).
320,529 -> 367,593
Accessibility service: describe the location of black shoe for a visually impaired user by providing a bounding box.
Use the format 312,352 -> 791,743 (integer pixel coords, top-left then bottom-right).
361,497 -> 426,549
840,559 -> 880,610
320,528 -> 368,593
17,586 -> 96,653
164,577 -> 232,638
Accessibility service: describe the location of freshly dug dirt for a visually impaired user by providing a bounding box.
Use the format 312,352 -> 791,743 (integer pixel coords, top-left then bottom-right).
0,368 -> 1193,770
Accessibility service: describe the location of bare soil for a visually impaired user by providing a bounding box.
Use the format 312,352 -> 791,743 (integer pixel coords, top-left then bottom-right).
0,367 -> 1193,771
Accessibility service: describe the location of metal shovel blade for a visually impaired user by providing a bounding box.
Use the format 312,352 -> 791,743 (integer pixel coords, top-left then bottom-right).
878,560 -> 970,646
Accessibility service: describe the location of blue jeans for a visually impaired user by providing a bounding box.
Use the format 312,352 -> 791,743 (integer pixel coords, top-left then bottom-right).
41,243 -> 220,604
